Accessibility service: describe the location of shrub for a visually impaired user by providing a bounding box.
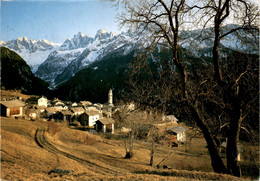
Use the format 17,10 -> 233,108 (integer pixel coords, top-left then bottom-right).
46,121 -> 60,136
76,132 -> 96,145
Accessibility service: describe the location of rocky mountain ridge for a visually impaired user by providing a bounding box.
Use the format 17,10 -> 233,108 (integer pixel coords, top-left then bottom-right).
0,37 -> 60,72
35,29 -> 140,88
1,25 -> 258,89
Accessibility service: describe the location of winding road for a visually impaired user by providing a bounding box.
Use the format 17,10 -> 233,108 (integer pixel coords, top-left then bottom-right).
35,128 -> 123,175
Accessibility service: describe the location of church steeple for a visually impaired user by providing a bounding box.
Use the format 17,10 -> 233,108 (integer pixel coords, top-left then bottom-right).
108,88 -> 113,105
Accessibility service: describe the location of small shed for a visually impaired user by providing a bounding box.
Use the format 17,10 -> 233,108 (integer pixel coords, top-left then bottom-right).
96,118 -> 115,134
167,126 -> 186,142
1,99 -> 25,117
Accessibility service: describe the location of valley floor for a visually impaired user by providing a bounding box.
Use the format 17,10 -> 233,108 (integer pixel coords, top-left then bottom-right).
1,117 -> 257,180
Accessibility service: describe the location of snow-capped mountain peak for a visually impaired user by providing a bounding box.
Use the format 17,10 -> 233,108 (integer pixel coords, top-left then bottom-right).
98,28 -> 107,34
94,28 -> 114,40
1,37 -> 61,73
2,25 -> 258,89
17,36 -> 29,42
38,39 -> 52,44
75,32 -> 85,37
59,32 -> 93,51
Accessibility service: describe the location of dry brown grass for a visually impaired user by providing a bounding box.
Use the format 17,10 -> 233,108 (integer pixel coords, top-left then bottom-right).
0,89 -> 35,101
0,116 -> 254,180
75,132 -> 96,145
46,121 -> 61,136
1,118 -> 57,180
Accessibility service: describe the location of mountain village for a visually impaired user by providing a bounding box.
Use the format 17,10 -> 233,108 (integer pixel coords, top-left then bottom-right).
1,0 -> 259,179
0,89 -> 189,147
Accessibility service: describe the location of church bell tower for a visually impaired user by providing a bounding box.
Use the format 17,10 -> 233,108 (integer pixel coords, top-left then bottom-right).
108,88 -> 113,105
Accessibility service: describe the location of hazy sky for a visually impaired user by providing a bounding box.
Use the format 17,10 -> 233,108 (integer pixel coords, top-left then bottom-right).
1,0 -> 120,43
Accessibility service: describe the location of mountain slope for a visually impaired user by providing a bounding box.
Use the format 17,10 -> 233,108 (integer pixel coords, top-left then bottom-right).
0,47 -> 50,95
54,50 -> 134,103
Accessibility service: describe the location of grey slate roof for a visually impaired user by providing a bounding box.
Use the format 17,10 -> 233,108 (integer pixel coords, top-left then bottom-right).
85,111 -> 99,116
98,118 -> 115,125
1,100 -> 25,108
60,110 -> 73,116
80,101 -> 92,106
71,107 -> 85,113
45,107 -> 60,113
167,126 -> 186,133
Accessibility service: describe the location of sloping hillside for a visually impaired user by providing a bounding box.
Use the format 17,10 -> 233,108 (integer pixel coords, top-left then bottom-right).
54,51 -> 133,103
0,47 -> 50,96
1,116 -> 248,180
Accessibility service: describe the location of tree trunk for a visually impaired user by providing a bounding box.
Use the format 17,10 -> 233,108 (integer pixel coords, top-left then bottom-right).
150,141 -> 155,166
213,21 -> 223,83
130,134 -> 134,156
125,133 -> 134,159
226,91 -> 242,177
227,131 -> 242,177
191,104 -> 228,174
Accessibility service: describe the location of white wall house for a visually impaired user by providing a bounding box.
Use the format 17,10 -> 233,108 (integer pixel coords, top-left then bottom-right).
38,96 -> 48,107
85,111 -> 100,126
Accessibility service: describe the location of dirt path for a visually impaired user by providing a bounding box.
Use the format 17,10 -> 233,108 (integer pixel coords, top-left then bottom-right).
35,128 -> 124,175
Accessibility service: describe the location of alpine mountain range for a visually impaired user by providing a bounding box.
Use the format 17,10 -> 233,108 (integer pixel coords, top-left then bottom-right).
1,25 -> 259,89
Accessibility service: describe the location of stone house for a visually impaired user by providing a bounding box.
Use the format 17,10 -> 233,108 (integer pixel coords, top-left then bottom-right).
71,107 -> 85,116
58,110 -> 73,123
43,106 -> 63,120
1,99 -> 25,117
166,126 -> 186,142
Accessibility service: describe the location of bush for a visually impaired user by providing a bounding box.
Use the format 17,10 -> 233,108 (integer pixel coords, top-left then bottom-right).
47,121 -> 60,136
76,132 -> 96,145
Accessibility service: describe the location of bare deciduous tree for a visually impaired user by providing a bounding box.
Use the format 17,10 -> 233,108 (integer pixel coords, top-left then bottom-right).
117,0 -> 259,177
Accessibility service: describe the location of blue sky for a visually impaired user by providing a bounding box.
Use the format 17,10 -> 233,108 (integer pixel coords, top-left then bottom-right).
1,0 -> 120,43
2,0 -> 259,43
